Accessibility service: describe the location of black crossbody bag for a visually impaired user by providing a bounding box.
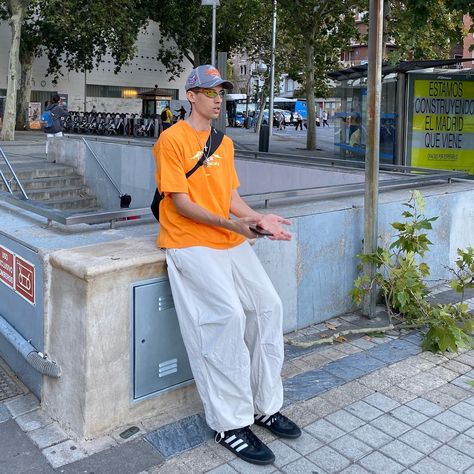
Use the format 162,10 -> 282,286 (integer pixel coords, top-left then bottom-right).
151,127 -> 224,222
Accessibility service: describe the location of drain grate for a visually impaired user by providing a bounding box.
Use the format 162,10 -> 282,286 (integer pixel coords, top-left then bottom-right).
0,362 -> 23,402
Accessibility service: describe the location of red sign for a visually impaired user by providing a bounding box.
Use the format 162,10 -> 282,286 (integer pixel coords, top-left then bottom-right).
15,256 -> 35,305
0,245 -> 14,288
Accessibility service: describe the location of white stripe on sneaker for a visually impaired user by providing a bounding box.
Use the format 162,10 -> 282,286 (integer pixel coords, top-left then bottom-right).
235,443 -> 249,452
225,435 -> 236,444
230,439 -> 243,449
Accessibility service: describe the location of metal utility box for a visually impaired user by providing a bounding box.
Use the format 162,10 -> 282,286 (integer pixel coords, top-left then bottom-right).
132,277 -> 193,401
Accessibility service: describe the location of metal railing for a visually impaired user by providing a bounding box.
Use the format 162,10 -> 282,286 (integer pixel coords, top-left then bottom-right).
0,145 -> 470,227
0,145 -> 29,199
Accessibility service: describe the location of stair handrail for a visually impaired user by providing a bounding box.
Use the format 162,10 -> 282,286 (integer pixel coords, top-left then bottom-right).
0,145 -> 29,200
82,138 -> 122,196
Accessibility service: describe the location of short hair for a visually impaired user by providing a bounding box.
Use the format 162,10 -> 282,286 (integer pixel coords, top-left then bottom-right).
51,94 -> 60,103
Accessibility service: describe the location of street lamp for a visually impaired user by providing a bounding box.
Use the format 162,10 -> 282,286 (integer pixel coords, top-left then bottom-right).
201,0 -> 220,66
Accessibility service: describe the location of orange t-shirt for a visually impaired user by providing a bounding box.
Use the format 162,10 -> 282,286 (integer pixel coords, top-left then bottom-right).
153,120 -> 246,250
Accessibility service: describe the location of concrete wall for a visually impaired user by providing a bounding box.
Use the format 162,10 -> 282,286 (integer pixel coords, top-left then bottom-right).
40,181 -> 474,438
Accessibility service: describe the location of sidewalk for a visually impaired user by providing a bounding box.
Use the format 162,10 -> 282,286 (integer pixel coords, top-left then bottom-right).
1,285 -> 473,473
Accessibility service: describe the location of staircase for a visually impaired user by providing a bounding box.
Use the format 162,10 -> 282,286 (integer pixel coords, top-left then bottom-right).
0,158 -> 99,213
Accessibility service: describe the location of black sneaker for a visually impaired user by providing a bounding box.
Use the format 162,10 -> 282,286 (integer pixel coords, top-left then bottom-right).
254,412 -> 302,439
215,426 -> 275,465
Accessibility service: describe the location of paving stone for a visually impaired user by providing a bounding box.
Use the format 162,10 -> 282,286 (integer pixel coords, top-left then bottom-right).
15,409 -> 53,432
358,369 -> 402,391
434,409 -> 474,432
302,397 -> 338,419
339,466 -> 372,474
280,456 -> 322,474
176,442 -> 230,473
0,403 -> 11,423
76,434 -> 117,456
429,366 -> 459,382
329,434 -> 373,461
419,352 -> 449,365
28,422 -> 68,449
396,373 -> 446,396
399,429 -> 443,455
59,439 -> 164,474
326,409 -> 366,431
417,419 -> 458,443
451,374 -> 474,392
430,444 -> 474,472
5,393 -> 39,417
358,451 -> 404,474
351,424 -> 394,449
331,381 -> 374,402
340,353 -> 387,374
405,398 -> 444,417
370,414 -> 411,437
148,459 -> 189,474
0,419 -> 53,474
281,361 -> 303,379
449,433 -> 474,456
411,456 -> 458,474
387,360 -> 422,379
465,425 -> 474,439
320,347 -> 348,362
423,383 -> 471,409
206,464 -> 238,474
380,440 -> 424,466
441,359 -> 473,374
283,369 -> 344,403
345,400 -> 384,421
42,439 -> 88,468
307,445 -> 351,473
363,393 -> 400,412
304,419 -> 345,443
367,339 -> 420,364
319,386 -> 364,409
465,396 -> 474,406
228,457 -> 277,473
456,352 -> 474,366
323,360 -> 366,382
300,351 -> 331,368
401,356 -> 436,372
337,343 -> 363,355
266,439 -> 301,468
381,386 -> 418,404
350,337 -> 377,350
281,430 -> 323,456
388,405 -> 428,427
450,400 -> 474,422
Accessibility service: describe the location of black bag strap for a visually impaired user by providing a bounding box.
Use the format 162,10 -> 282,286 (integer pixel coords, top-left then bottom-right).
185,127 -> 224,178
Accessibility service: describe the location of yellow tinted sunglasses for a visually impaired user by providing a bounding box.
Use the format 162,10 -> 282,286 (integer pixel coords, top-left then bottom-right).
194,88 -> 226,98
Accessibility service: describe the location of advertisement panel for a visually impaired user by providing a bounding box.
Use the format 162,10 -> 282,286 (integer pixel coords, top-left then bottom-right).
408,75 -> 474,174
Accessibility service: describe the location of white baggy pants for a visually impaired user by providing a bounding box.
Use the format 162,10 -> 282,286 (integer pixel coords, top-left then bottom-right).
166,241 -> 284,432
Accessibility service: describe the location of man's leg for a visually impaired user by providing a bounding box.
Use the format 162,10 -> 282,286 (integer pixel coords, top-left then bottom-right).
166,246 -> 254,433
229,242 -> 301,439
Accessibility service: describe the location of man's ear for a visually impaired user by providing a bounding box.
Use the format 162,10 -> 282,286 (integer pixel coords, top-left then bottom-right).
186,90 -> 197,104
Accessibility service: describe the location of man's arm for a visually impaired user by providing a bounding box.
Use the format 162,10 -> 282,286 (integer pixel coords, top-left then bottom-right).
171,192 -> 259,239
230,189 -> 292,241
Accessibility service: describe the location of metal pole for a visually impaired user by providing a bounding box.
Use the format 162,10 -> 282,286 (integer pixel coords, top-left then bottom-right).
395,72 -> 406,165
362,0 -> 384,318
211,2 -> 217,66
83,68 -> 87,112
268,0 -> 277,138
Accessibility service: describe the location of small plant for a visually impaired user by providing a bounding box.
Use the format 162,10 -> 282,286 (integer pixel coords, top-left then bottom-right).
351,190 -> 474,353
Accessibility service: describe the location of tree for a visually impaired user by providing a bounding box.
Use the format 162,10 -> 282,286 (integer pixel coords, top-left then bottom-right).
0,0 -> 31,141
278,0 -> 364,151
383,1 -> 465,63
14,0 -> 149,131
149,0 -> 264,77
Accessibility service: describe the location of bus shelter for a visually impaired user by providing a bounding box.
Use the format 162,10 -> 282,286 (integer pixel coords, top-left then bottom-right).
329,59 -> 474,173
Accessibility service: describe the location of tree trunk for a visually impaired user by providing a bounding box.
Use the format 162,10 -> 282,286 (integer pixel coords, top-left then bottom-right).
16,51 -> 33,131
305,41 -> 316,151
1,1 -> 26,141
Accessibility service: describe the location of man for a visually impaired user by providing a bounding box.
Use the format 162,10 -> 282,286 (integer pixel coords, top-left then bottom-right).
161,105 -> 173,130
153,65 -> 301,466
322,110 -> 329,127
43,95 -> 68,156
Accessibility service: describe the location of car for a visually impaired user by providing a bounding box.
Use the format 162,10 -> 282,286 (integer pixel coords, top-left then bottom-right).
234,112 -> 246,127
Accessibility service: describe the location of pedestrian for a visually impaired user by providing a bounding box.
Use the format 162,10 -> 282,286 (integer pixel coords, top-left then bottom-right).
295,114 -> 303,131
175,105 -> 187,120
153,64 -> 301,466
161,105 -> 173,130
322,110 -> 329,127
43,95 -> 68,156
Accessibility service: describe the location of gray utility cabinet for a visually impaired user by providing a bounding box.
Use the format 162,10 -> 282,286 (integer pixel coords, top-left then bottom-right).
132,277 -> 193,400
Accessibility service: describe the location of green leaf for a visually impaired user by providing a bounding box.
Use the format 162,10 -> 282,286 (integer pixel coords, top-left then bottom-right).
464,380 -> 474,388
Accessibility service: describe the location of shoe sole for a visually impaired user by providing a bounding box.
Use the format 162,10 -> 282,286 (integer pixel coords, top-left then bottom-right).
218,440 -> 275,465
254,421 -> 302,439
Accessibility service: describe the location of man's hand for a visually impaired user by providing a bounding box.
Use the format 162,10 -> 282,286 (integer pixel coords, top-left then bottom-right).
257,214 -> 292,241
227,217 -> 262,239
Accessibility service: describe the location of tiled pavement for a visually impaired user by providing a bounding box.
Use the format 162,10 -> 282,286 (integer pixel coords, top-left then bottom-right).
1,288 -> 474,473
